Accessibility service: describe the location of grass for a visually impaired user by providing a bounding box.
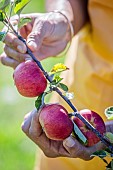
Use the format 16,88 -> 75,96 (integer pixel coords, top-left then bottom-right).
0,1 -> 65,170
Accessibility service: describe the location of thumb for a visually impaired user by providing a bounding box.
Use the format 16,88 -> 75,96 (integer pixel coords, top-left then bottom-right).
26,32 -> 40,52
63,136 -> 86,158
26,21 -> 46,52
63,136 -> 106,160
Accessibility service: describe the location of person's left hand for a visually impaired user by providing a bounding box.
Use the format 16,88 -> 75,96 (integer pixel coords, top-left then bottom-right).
0,12 -> 70,68
21,109 -> 107,160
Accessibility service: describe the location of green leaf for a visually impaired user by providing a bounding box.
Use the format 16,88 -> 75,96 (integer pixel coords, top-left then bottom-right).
14,0 -> 30,15
0,11 -> 5,21
18,17 -> 32,29
49,63 -> 69,75
51,75 -> 63,86
0,31 -> 6,41
105,132 -> 113,143
0,0 -> 10,11
91,150 -> 107,159
58,83 -> 68,92
35,94 -> 43,111
72,120 -> 87,144
105,106 -> 113,120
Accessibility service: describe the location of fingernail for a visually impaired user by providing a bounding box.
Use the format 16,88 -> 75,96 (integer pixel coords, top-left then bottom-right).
25,55 -> 32,61
17,45 -> 25,53
64,137 -> 75,147
27,41 -> 37,49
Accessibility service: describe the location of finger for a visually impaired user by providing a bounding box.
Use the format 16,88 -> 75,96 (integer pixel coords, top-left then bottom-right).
22,109 -> 71,158
20,23 -> 33,39
63,136 -> 106,160
4,33 -> 27,54
26,30 -> 43,52
4,45 -> 30,62
21,109 -> 50,150
87,141 -> 106,157
0,52 -> 19,68
19,23 -> 33,39
19,27 -> 28,39
21,109 -> 37,135
26,19 -> 54,52
21,112 -> 33,134
21,109 -> 43,138
63,136 -> 90,160
28,109 -> 43,138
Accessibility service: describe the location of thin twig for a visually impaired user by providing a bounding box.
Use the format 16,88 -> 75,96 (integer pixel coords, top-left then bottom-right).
18,35 -> 113,152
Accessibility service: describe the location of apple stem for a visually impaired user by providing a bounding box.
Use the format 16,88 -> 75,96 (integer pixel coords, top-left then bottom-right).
18,35 -> 113,153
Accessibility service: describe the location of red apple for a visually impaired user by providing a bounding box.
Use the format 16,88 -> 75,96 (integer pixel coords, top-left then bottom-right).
73,109 -> 106,146
39,103 -> 74,140
13,60 -> 47,97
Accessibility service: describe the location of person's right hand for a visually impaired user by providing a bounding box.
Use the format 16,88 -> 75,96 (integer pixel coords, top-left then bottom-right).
21,108 -> 106,160
0,12 -> 71,68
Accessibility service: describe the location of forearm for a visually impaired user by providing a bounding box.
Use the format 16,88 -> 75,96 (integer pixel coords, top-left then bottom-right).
45,0 -> 88,34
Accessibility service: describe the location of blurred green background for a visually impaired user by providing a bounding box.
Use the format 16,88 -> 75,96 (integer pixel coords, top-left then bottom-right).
0,1 -> 64,170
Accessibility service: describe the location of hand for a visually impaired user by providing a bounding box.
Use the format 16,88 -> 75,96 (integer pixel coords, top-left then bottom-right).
0,12 -> 70,68
21,109 -> 106,160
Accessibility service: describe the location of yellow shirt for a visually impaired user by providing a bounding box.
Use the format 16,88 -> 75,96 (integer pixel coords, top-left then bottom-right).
36,0 -> 113,169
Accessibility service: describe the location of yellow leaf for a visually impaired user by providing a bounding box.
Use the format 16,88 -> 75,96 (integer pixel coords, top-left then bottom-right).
50,63 -> 69,74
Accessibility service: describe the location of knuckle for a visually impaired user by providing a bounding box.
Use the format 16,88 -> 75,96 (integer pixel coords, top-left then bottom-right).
1,57 -> 6,65
71,146 -> 83,158
82,151 -> 91,161
43,151 -> 54,158
15,53 -> 22,62
43,151 -> 50,157
4,45 -> 7,52
21,122 -> 27,133
12,61 -> 19,69
28,31 -> 39,40
75,150 -> 83,158
4,33 -> 15,45
43,21 -> 55,36
4,45 -> 11,57
75,147 -> 90,160
29,127 -> 37,138
0,54 -> 7,65
12,37 -> 19,46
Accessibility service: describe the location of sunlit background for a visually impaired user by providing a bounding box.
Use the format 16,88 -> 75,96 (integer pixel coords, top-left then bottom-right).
0,1 -> 65,169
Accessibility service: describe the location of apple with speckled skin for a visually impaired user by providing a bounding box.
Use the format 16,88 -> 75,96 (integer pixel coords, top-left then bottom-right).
73,109 -> 106,146
39,103 -> 74,140
13,60 -> 47,97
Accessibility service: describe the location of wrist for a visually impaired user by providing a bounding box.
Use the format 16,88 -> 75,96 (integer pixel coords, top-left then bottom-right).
45,0 -> 75,32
